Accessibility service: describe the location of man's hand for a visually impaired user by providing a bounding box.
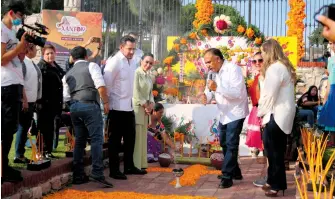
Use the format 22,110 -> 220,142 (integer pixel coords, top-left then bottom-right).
22,100 -> 28,112
103,102 -> 109,115
317,15 -> 335,42
200,93 -> 207,105
17,31 -> 34,52
207,80 -> 217,91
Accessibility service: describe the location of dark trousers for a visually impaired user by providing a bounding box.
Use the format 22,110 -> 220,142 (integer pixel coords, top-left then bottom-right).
263,115 -> 287,191
53,114 -> 61,149
1,85 -> 23,170
108,110 -> 136,174
15,102 -> 36,158
218,118 -> 245,179
37,106 -> 58,154
70,101 -> 104,179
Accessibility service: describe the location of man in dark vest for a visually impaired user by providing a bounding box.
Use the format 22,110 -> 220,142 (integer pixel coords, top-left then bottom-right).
63,46 -> 113,187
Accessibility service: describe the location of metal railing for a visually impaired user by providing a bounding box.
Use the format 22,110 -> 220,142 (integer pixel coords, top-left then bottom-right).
81,0 -> 332,62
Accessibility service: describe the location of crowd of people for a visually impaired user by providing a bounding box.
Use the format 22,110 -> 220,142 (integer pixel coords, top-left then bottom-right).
2,1 -> 335,197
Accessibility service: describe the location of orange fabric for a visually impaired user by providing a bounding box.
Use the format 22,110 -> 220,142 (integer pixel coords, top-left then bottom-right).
248,74 -> 260,106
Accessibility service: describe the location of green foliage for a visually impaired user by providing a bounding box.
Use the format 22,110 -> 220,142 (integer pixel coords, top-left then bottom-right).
309,27 -> 325,46
161,115 -> 174,137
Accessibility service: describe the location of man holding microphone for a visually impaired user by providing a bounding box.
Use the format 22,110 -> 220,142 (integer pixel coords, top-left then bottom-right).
201,48 -> 249,189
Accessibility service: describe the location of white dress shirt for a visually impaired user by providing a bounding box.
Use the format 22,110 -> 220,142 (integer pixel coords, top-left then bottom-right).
257,61 -> 296,134
103,51 -> 137,111
62,60 -> 106,102
23,57 -> 41,102
204,61 -> 249,125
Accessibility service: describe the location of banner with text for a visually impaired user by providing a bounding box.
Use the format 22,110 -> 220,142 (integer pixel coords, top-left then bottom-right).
42,10 -> 102,70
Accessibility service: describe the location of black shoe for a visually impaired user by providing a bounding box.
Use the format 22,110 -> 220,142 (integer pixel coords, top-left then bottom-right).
2,167 -> 23,183
44,153 -> 56,159
14,156 -> 30,164
124,167 -> 147,175
217,174 -> 243,180
219,178 -> 233,189
109,171 -> 127,180
89,176 -> 113,188
72,175 -> 89,185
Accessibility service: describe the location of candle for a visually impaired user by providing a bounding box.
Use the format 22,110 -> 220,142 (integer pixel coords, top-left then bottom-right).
163,136 -> 166,153
181,135 -> 184,158
198,136 -> 202,158
189,141 -> 192,157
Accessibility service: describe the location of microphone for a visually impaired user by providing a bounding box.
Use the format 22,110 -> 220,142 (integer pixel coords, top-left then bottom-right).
208,72 -> 215,92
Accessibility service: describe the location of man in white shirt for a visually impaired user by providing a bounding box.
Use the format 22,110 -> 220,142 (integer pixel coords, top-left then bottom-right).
104,35 -> 146,180
201,48 -> 249,189
14,44 -> 42,164
1,1 -> 31,183
63,46 -> 113,187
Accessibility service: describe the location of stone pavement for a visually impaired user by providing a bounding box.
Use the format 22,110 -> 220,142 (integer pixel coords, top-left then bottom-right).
69,157 -> 297,199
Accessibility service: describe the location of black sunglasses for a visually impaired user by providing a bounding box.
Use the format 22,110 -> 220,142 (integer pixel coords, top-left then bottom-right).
314,4 -> 335,26
252,59 -> 263,64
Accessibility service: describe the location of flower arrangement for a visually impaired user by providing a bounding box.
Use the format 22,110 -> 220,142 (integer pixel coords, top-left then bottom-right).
213,14 -> 232,34
162,1 -> 266,74
286,0 -> 306,61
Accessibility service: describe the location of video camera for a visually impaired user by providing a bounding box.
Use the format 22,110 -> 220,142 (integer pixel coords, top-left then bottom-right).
16,22 -> 49,47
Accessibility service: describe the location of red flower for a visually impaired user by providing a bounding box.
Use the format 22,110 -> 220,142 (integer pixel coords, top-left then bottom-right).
216,20 -> 228,30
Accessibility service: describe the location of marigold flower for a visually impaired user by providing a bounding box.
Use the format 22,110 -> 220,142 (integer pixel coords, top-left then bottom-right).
255,37 -> 262,45
173,44 -> 180,52
237,25 -> 246,33
188,32 -> 197,40
180,38 -> 187,45
152,90 -> 158,97
245,28 -> 254,38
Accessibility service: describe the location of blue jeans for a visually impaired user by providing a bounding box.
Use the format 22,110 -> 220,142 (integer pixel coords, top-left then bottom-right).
298,109 -> 314,126
69,101 -> 104,179
15,103 -> 35,158
218,118 -> 245,179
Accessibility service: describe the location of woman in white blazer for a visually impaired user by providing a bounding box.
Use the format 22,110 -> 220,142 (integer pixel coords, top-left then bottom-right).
257,39 -> 296,197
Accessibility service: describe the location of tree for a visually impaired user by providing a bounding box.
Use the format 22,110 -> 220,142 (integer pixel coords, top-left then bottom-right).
126,0 -> 182,60
309,26 -> 326,46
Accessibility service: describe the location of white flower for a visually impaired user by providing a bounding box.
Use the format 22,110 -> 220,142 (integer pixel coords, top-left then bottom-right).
157,67 -> 163,75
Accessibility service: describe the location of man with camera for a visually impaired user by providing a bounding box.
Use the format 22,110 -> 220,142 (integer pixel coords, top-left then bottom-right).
1,0 -> 33,182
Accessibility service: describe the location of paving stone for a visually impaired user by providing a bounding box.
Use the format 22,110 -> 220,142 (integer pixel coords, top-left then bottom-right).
21,189 -> 32,199
31,187 -> 42,199
50,176 -> 61,190
40,182 -> 51,195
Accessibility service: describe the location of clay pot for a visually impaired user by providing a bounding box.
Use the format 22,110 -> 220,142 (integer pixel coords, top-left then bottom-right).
158,153 -> 172,167
210,152 -> 224,170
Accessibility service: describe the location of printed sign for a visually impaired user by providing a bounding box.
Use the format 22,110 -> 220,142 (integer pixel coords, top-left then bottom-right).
42,10 -> 102,70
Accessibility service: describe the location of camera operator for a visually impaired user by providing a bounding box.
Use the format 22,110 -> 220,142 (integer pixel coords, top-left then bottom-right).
1,0 -> 33,183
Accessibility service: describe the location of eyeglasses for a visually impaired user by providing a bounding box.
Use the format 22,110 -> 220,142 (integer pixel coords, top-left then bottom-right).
252,59 -> 263,64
